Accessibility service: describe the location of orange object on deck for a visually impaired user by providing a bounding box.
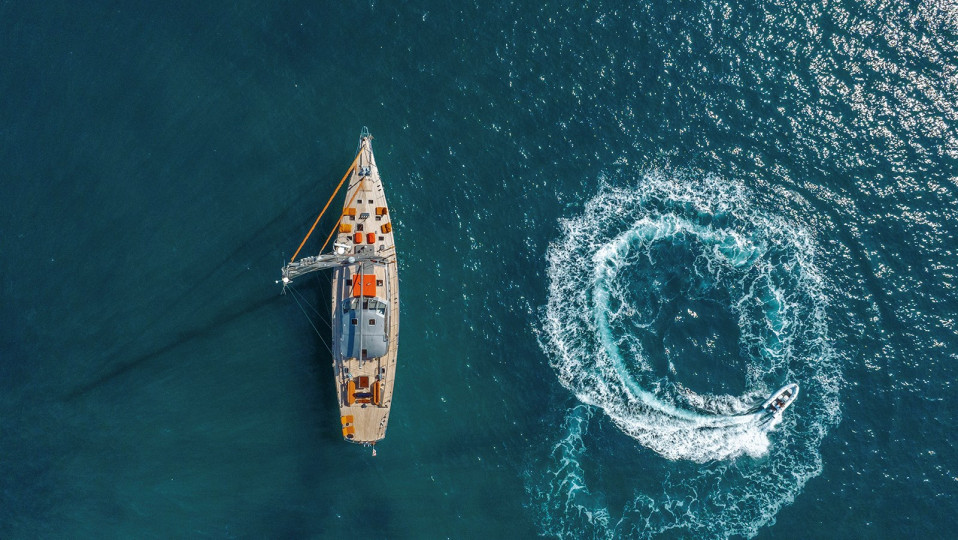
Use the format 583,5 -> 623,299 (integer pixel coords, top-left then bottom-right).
372,381 -> 381,405
351,274 -> 377,297
340,415 -> 354,425
375,206 -> 388,216
343,207 -> 357,217
353,232 -> 363,244
381,223 -> 392,233
342,425 -> 355,438
347,380 -> 356,405
339,223 -> 353,233
366,232 -> 376,244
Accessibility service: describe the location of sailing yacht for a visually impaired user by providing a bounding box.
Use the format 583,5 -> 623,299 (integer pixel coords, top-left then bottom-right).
281,128 -> 399,449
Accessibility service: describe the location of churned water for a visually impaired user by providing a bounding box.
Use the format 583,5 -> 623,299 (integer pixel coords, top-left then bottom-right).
2,1 -> 956,538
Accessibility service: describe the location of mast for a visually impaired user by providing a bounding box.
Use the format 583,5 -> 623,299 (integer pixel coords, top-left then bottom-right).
281,250 -> 387,287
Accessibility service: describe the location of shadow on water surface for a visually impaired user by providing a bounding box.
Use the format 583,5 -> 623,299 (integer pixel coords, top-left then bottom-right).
62,290 -> 278,402
62,193 -> 342,402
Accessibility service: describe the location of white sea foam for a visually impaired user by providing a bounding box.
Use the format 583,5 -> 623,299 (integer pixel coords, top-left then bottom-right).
534,171 -> 841,537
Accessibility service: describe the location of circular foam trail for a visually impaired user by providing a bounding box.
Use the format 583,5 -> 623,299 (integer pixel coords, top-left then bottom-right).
534,171 -> 841,537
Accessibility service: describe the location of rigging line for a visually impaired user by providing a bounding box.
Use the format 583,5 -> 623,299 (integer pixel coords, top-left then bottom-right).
287,281 -> 319,315
290,149 -> 363,263
290,283 -> 331,328
319,177 -> 365,254
288,285 -> 333,355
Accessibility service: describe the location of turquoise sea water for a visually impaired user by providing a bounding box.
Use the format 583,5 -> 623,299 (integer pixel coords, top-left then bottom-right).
2,1 -> 957,538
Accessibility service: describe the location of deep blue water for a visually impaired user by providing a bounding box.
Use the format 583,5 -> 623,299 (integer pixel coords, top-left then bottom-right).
2,1 -> 957,538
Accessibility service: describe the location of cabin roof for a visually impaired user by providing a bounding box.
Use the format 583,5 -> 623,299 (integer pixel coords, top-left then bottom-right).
340,298 -> 388,359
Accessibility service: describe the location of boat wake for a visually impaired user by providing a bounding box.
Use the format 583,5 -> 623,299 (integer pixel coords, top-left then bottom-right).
531,171 -> 841,537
